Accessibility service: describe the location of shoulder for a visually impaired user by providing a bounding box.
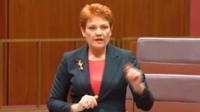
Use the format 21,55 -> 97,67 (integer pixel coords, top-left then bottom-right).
63,47 -> 82,58
109,44 -> 139,67
60,47 -> 84,65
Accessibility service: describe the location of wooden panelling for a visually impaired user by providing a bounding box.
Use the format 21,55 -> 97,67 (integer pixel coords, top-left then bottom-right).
0,0 -> 7,38
0,105 -> 47,112
9,0 -> 81,38
8,43 -> 38,105
1,43 -> 9,106
0,0 -> 8,107
121,38 -> 137,54
122,0 -> 190,37
190,0 -> 200,36
9,0 -> 190,38
0,42 -> 3,106
40,42 -> 76,104
0,0 -> 8,106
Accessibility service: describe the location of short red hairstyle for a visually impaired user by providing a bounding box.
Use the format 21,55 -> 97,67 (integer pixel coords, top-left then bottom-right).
80,3 -> 113,29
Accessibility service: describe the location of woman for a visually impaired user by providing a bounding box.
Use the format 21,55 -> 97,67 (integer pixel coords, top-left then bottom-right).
48,3 -> 154,112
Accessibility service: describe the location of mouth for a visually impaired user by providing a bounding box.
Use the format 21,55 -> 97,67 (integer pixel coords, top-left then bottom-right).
95,38 -> 104,43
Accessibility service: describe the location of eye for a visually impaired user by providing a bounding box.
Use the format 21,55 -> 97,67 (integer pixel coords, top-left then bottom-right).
87,26 -> 97,31
100,25 -> 109,30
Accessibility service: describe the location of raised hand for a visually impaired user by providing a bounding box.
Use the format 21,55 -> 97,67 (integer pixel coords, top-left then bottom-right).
124,63 -> 145,95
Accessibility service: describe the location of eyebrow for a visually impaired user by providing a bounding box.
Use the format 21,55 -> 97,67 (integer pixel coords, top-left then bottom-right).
87,23 -> 109,26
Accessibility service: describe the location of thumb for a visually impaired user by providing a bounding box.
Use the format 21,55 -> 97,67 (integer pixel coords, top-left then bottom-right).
94,95 -> 98,100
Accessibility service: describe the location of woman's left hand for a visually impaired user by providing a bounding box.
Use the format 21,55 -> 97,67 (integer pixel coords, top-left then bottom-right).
124,63 -> 145,95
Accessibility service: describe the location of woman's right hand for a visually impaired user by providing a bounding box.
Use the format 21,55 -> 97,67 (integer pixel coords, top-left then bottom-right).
71,95 -> 98,112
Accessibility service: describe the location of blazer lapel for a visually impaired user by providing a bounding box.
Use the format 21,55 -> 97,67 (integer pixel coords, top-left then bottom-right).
75,44 -> 95,95
98,44 -> 121,101
74,44 -> 122,98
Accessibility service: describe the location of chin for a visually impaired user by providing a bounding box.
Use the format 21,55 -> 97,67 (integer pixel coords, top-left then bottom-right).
93,44 -> 106,50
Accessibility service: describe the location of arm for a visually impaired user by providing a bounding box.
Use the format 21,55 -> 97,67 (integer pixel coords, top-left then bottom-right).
125,52 -> 154,111
48,54 -> 72,112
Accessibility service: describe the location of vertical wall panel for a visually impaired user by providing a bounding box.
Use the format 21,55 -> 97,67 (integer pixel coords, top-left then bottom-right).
122,0 -> 190,37
190,0 -> 200,36
2,43 -> 8,106
9,0 -> 81,38
0,0 -> 7,38
0,42 -> 3,106
40,42 -> 76,104
121,39 -> 137,54
8,43 -> 38,105
0,0 -> 8,107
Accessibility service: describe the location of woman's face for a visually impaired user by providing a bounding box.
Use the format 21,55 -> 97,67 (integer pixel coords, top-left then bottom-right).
81,16 -> 112,50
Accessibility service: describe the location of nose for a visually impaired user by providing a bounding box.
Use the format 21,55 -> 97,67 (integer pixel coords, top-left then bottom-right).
95,28 -> 102,36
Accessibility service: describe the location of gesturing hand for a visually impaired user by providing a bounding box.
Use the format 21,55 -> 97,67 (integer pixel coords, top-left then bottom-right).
71,95 -> 98,112
124,63 -> 145,95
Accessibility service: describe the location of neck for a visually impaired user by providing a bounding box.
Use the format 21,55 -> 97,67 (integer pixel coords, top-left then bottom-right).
88,47 -> 106,61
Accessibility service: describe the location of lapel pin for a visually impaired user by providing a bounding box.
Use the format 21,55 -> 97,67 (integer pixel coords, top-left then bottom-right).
77,59 -> 84,71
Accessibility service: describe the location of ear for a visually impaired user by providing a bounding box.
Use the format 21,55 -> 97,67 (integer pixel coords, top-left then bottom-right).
80,27 -> 86,37
109,31 -> 112,38
110,25 -> 113,32
109,26 -> 113,37
110,25 -> 113,30
110,25 -> 113,36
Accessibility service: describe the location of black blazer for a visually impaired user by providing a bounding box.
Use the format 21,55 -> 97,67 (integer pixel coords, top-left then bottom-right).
48,44 -> 154,112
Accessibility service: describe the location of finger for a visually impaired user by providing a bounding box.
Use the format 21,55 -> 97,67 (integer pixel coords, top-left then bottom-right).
79,101 -> 87,110
132,74 -> 140,81
124,63 -> 133,72
79,95 -> 89,109
88,96 -> 98,108
94,95 -> 98,100
88,101 -> 96,109
83,102 -> 90,109
92,96 -> 98,107
80,95 -> 99,109
89,101 -> 95,109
